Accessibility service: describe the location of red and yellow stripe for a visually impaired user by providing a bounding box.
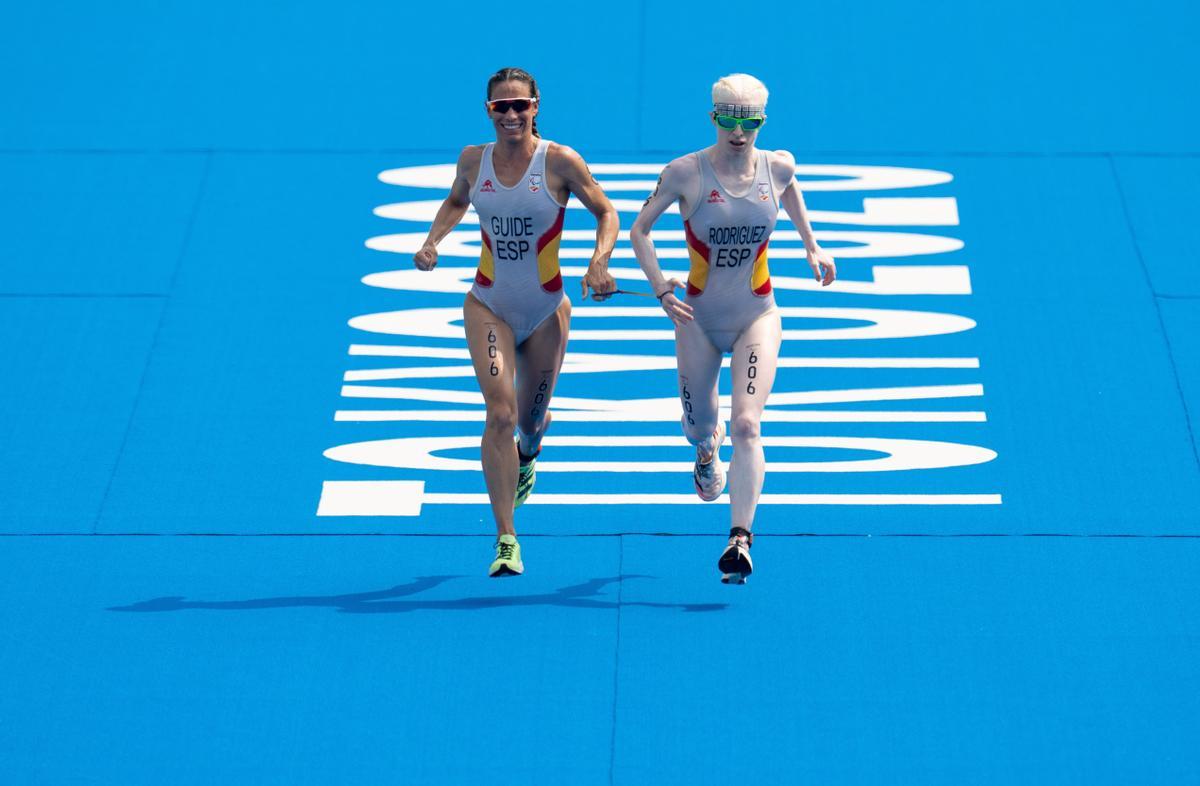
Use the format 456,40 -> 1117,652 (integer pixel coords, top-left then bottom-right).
475,229 -> 494,287
750,239 -> 771,296
683,220 -> 710,296
535,207 -> 565,292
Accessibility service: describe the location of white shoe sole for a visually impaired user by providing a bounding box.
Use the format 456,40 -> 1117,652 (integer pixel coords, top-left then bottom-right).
718,541 -> 752,584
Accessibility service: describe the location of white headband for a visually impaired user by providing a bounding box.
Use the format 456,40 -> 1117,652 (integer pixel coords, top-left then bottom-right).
713,102 -> 765,118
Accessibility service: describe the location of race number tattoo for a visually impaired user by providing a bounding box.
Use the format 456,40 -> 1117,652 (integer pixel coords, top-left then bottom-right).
745,346 -> 759,395
486,325 -> 499,377
529,371 -> 552,421
643,173 -> 664,208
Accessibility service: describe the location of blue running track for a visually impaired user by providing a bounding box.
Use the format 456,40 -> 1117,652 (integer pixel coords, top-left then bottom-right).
2,1 -> 1199,783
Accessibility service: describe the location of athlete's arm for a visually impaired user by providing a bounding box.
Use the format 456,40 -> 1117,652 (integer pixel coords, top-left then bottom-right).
774,150 -> 835,286
414,146 -> 481,271
550,145 -> 619,301
630,159 -> 696,324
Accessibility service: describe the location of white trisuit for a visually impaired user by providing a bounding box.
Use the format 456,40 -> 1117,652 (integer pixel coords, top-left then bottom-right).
467,137 -> 571,456
677,149 -> 783,527
469,138 -> 568,345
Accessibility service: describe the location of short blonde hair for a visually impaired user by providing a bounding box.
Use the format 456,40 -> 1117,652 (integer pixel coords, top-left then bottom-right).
711,74 -> 769,110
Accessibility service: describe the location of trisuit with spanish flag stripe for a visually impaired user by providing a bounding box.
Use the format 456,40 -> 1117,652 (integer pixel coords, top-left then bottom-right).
681,149 -> 779,352
469,138 -> 567,345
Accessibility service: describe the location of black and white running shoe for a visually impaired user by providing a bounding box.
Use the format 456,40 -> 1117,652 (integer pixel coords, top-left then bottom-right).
718,526 -> 754,584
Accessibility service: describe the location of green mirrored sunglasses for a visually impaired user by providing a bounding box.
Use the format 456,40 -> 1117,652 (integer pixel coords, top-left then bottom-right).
714,114 -> 766,131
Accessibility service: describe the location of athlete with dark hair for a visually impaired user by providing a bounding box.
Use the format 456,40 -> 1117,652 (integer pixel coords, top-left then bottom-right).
414,68 -> 618,576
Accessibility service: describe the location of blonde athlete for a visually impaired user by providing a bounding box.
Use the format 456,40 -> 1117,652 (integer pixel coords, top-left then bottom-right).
415,67 -> 618,576
630,74 -> 835,583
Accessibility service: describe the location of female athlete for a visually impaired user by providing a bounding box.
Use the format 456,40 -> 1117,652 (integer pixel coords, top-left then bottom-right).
415,67 -> 618,576
630,73 -> 835,583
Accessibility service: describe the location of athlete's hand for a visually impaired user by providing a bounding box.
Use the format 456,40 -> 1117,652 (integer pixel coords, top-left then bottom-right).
581,263 -> 617,301
414,243 -> 438,271
808,245 -> 836,286
657,278 -> 693,325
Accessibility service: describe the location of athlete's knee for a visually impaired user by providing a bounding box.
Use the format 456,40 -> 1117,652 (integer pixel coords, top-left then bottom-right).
485,405 -> 519,435
730,412 -> 761,444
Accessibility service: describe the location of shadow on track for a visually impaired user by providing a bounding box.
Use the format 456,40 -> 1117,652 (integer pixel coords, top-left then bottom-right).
108,574 -> 728,614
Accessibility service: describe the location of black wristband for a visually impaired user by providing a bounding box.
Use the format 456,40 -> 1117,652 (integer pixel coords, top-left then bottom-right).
656,289 -> 670,301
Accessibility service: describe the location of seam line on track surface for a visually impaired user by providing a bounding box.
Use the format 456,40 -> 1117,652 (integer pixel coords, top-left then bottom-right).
1107,154 -> 1200,474
0,293 -> 168,299
608,535 -> 625,786
88,151 -> 214,534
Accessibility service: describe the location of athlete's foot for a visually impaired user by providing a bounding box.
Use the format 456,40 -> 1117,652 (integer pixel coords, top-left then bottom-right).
718,526 -> 753,584
693,421 -> 727,501
489,533 -> 524,577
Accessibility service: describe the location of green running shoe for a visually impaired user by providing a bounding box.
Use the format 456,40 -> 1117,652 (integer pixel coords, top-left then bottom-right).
514,450 -> 538,508
489,533 -> 524,577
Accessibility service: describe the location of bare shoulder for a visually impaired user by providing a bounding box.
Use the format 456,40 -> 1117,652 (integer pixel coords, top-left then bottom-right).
661,152 -> 701,187
665,151 -> 700,174
455,145 -> 486,184
546,140 -> 577,161
766,148 -> 797,180
457,144 -> 485,170
667,151 -> 697,168
546,141 -> 589,175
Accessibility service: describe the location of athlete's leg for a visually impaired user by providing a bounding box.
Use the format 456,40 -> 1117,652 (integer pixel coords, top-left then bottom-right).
676,317 -> 728,501
515,296 -> 571,456
727,309 -> 783,531
510,297 -> 570,507
674,317 -> 724,452
463,292 -> 520,536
